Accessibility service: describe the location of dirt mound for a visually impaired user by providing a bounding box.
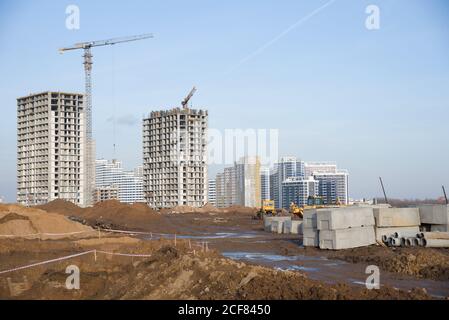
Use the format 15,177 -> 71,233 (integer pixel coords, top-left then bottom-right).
80,200 -> 161,231
36,199 -> 84,216
0,204 -> 93,239
0,240 -> 434,300
305,246 -> 449,281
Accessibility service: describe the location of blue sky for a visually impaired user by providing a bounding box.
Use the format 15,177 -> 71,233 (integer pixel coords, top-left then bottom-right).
0,0 -> 448,202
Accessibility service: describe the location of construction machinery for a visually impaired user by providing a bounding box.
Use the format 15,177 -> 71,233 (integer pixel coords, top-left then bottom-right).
289,202 -> 303,219
59,34 -> 153,206
254,199 -> 276,220
182,87 -> 197,109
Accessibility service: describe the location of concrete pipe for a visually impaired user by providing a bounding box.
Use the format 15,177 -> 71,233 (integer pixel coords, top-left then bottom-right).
417,238 -> 425,246
400,237 -> 407,247
421,232 -> 449,240
413,238 -> 420,246
424,239 -> 449,248
405,238 -> 416,247
382,235 -> 390,243
394,231 -> 421,239
389,237 -> 401,247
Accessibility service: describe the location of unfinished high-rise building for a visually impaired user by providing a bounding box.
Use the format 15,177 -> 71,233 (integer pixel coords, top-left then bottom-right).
17,92 -> 87,206
143,107 -> 208,208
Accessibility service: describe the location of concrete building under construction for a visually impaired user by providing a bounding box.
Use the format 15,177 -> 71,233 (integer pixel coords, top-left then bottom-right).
142,107 -> 208,209
16,92 -> 87,206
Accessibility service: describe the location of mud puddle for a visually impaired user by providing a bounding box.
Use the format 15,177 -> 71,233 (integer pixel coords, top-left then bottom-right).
222,251 -> 449,298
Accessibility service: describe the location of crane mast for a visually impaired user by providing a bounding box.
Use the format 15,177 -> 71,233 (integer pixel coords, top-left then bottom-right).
59,34 -> 153,207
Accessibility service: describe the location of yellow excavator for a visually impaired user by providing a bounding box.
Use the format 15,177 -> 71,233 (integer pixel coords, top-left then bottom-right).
254,199 -> 276,220
289,202 -> 303,219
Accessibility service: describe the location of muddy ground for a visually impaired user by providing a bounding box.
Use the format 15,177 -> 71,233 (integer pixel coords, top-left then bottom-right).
0,238 -> 432,300
1,201 -> 448,299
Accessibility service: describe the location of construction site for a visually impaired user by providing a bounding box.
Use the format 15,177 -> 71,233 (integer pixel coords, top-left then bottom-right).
0,199 -> 448,300
4,32 -> 449,300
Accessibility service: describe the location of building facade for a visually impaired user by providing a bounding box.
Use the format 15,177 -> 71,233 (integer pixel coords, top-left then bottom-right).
313,170 -> 349,205
281,176 -> 319,208
260,166 -> 270,202
95,159 -> 144,204
93,185 -> 119,203
17,92 -> 87,206
143,107 -> 208,208
215,156 -> 261,208
208,179 -> 216,206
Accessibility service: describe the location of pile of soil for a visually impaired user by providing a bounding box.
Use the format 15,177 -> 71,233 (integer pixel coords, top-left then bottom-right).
0,239 -> 434,300
0,204 -> 93,239
304,246 -> 449,281
36,199 -> 83,216
37,200 -> 164,232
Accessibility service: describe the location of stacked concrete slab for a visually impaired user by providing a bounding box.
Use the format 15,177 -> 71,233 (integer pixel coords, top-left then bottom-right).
373,208 -> 421,243
418,205 -> 449,232
265,216 -> 291,234
303,210 -> 319,247
317,207 -> 376,250
283,220 -> 303,235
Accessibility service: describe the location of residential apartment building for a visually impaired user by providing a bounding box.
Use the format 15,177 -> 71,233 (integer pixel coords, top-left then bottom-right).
215,156 -> 261,208
260,166 -> 270,202
281,176 -> 319,208
95,159 -> 144,204
142,107 -> 208,208
313,170 -> 349,205
208,179 -> 216,206
269,158 -> 349,209
16,91 -> 87,206
270,157 -> 305,209
93,185 -> 119,203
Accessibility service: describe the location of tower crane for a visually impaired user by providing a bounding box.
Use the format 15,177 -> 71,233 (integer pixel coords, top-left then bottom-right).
59,33 -> 153,206
182,86 -> 197,109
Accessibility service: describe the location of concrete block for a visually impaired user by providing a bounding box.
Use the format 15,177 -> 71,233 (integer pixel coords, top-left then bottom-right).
303,210 -> 317,229
430,224 -> 449,232
290,220 -> 303,235
283,220 -> 292,234
319,226 -> 376,250
263,216 -> 276,231
419,205 -> 449,225
375,226 -> 420,242
373,208 -> 420,227
263,216 -> 290,232
303,228 -> 319,247
316,207 -> 374,230
271,220 -> 284,234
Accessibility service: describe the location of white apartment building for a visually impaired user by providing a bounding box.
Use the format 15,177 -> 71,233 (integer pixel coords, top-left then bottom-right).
216,156 -> 261,208
143,107 -> 208,208
95,159 -> 144,204
260,166 -> 270,202
17,92 -> 87,206
313,170 -> 349,205
304,161 -> 337,178
282,176 -> 319,208
208,179 -> 216,206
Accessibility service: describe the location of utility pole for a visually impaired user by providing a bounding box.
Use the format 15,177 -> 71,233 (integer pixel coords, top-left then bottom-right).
379,177 -> 388,204
443,185 -> 448,205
